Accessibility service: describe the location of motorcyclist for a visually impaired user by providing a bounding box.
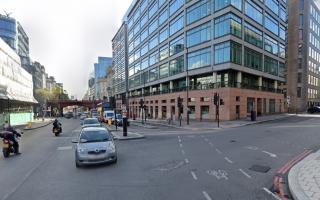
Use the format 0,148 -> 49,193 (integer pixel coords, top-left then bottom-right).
2,121 -> 22,154
53,119 -> 62,132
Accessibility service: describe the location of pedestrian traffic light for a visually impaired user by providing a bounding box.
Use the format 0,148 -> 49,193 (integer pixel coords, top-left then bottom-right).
214,93 -> 218,106
220,98 -> 224,106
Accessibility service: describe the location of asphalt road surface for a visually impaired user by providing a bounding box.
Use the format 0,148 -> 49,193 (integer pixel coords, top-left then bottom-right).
0,116 -> 320,200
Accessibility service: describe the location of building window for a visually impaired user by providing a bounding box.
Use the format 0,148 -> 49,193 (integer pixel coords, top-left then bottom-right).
149,67 -> 159,82
141,0 -> 148,12
299,0 -> 304,11
265,0 -> 279,16
169,34 -> 184,56
149,19 -> 158,34
279,43 -> 285,59
188,47 -> 211,70
159,0 -> 166,7
265,13 -> 279,36
149,51 -> 158,66
169,0 -> 184,16
159,63 -> 169,78
244,22 -> 263,48
299,15 -> 304,27
264,56 -> 278,76
188,106 -> 196,119
215,0 -> 242,12
214,41 -> 242,65
141,58 -> 149,70
187,22 -> 211,47
149,1 -> 158,19
244,48 -> 263,71
244,0 -> 263,25
279,62 -> 285,78
214,13 -> 242,39
159,45 -> 169,61
186,0 -> 211,25
264,34 -> 279,55
280,5 -> 287,22
170,56 -> 184,75
141,44 -> 149,56
169,13 -> 184,36
159,8 -> 169,26
141,29 -> 148,42
141,13 -> 148,28
297,73 -> 302,83
149,35 -> 159,50
201,106 -> 210,120
280,25 -> 286,41
159,27 -> 169,43
269,99 -> 276,113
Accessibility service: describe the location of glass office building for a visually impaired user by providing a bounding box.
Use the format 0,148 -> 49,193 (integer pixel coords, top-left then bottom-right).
116,0 -> 287,120
94,57 -> 112,98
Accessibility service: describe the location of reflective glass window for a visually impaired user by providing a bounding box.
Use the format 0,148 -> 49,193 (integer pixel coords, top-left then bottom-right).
264,34 -> 278,55
141,44 -> 149,56
244,48 -> 263,71
244,22 -> 263,48
149,68 -> 159,82
149,1 -> 158,19
159,0 -> 166,8
214,41 -> 242,65
149,35 -> 159,50
170,56 -> 184,75
215,0 -> 242,11
159,63 -> 169,78
159,27 -> 169,43
265,13 -> 279,36
169,0 -> 184,16
188,48 -> 211,70
280,5 -> 286,22
187,22 -> 211,47
169,13 -> 184,36
186,0 -> 211,25
245,0 -> 263,25
141,13 -> 148,28
264,56 -> 278,76
159,8 -> 169,25
149,51 -> 159,66
279,43 -> 285,58
159,45 -> 169,61
280,25 -> 286,41
141,0 -> 148,12
149,19 -> 158,34
214,13 -> 242,38
141,28 -> 148,42
169,34 -> 184,56
265,0 -> 279,16
141,58 -> 149,70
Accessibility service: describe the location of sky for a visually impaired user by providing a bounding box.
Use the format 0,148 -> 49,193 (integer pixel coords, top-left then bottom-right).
2,0 -> 132,99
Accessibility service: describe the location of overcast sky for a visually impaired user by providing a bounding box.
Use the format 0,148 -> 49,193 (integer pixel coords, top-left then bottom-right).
2,0 -> 132,99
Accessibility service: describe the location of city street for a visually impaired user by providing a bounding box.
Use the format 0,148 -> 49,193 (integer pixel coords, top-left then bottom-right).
0,116 -> 320,200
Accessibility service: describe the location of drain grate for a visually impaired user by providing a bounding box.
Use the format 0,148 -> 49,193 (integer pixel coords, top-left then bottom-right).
249,165 -> 271,173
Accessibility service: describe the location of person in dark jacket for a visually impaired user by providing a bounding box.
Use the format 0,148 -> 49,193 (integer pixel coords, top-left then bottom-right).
2,121 -> 22,154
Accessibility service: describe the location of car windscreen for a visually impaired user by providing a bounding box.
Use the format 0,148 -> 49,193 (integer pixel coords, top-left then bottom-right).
83,119 -> 99,124
80,130 -> 111,142
107,113 -> 113,117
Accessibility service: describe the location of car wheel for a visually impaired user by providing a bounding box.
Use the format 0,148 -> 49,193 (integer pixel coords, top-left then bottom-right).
113,157 -> 117,164
76,160 -> 81,168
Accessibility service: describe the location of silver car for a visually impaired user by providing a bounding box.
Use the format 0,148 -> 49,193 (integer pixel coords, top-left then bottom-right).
81,118 -> 101,128
73,127 -> 117,167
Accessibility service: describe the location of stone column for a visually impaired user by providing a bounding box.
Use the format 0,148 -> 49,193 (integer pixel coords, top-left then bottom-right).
170,81 -> 173,91
237,71 -> 242,88
258,77 -> 263,90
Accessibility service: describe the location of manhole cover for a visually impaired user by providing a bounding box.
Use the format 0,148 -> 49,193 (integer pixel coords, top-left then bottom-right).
249,165 -> 271,173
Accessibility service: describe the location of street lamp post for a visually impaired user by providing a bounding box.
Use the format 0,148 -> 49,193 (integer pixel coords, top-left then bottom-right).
186,47 -> 190,125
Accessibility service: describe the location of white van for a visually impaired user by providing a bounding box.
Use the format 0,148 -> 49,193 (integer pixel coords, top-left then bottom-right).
103,110 -> 114,123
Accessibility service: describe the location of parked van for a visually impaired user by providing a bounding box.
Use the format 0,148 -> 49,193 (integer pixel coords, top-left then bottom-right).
103,111 -> 114,123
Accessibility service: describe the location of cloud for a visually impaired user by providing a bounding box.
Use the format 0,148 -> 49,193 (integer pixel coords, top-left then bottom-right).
2,0 -> 132,98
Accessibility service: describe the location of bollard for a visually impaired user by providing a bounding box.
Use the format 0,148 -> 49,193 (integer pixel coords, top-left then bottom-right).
123,117 -> 128,137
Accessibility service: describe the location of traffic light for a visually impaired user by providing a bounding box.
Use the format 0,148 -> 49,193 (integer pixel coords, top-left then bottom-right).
214,93 -> 218,106
139,99 -> 144,108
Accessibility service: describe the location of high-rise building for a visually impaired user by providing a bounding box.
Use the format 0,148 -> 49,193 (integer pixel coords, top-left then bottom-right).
117,0 -> 287,121
0,14 -> 30,72
287,0 -> 320,112
112,22 -> 128,109
94,57 -> 112,98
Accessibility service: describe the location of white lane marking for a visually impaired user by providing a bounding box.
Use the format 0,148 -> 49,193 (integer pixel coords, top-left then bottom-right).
185,158 -> 189,164
207,169 -> 228,180
239,169 -> 252,179
204,138 -> 209,142
244,146 -> 259,150
57,146 -> 72,150
190,171 -> 198,180
181,149 -> 185,155
263,187 -> 281,200
262,150 -> 277,158
179,143 -> 183,148
209,142 -> 214,147
178,139 -> 182,143
224,157 -> 233,164
216,148 -> 222,154
202,191 -> 212,200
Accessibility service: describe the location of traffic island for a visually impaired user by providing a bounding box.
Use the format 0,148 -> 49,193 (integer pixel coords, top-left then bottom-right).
111,131 -> 145,141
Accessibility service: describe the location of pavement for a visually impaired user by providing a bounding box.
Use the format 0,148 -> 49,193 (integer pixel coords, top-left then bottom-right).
288,149 -> 320,200
1,116 -> 320,200
130,113 -> 294,131
13,118 -> 54,131
105,125 -> 145,140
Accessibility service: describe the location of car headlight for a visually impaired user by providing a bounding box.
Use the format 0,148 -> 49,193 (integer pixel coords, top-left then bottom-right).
109,145 -> 116,153
77,148 -> 87,154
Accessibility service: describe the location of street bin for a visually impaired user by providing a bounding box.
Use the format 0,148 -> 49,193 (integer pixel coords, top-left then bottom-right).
108,118 -> 112,126
250,110 -> 256,121
27,122 -> 32,129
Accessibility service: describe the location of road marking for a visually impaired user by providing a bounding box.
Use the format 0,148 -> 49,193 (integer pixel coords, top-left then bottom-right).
244,146 -> 258,150
57,146 -> 72,150
263,187 -> 281,200
190,171 -> 198,180
178,139 -> 182,143
216,148 -> 222,154
207,169 -> 228,180
185,158 -> 189,164
181,149 -> 185,155
262,150 -> 277,158
224,157 -> 233,164
239,169 -> 252,179
179,143 -> 183,148
204,138 -> 209,142
209,142 -> 214,147
202,191 -> 212,200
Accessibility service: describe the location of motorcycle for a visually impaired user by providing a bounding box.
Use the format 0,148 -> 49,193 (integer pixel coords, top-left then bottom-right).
53,124 -> 62,137
0,130 -> 22,158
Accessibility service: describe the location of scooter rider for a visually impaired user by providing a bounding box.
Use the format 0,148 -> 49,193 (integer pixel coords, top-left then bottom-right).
2,121 -> 22,154
53,119 -> 62,132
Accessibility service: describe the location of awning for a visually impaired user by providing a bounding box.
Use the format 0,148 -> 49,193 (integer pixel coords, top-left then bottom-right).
0,92 -> 8,100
